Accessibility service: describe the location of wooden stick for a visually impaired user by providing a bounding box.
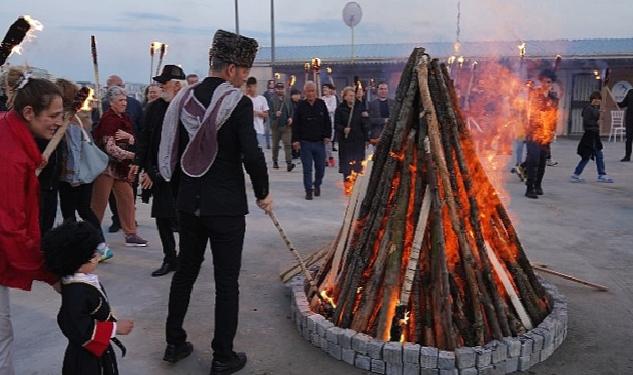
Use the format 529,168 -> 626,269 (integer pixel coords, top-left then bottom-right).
484,241 -> 533,329
90,35 -> 102,117
399,185 -> 430,305
532,263 -> 608,291
36,118 -> 70,176
280,247 -> 328,283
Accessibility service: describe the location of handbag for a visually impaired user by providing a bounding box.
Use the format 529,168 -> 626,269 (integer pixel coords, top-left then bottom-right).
76,117 -> 109,184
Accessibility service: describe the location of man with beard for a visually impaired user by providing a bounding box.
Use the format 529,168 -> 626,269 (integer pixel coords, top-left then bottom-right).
133,65 -> 186,277
158,30 -> 271,374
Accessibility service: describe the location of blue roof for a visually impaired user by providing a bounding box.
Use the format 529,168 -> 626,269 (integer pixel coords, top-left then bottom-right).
256,38 -> 633,64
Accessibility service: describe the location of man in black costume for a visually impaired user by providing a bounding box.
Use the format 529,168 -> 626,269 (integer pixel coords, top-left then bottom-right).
133,64 -> 186,277
158,30 -> 271,374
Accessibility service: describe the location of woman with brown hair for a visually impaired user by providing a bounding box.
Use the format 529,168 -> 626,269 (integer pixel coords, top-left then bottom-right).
91,86 -> 147,247
335,86 -> 369,187
0,72 -> 62,374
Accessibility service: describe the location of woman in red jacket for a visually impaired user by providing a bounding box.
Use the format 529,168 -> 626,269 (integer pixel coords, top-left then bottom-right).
0,74 -> 63,374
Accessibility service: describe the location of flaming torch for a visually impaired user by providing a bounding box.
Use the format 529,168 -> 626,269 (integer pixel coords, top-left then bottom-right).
326,66 -> 335,87
37,87 -> 92,176
90,35 -> 103,116
304,62 -> 310,85
0,15 -> 44,66
155,42 -> 168,77
344,77 -> 362,139
311,57 -> 322,97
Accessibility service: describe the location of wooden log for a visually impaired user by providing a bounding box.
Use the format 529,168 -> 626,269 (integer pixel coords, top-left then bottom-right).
376,130 -> 417,341
449,274 -> 474,346
418,56 -> 484,346
532,263 -> 609,291
281,246 -> 329,283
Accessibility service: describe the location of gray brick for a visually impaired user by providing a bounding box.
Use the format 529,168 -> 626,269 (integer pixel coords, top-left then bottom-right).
326,327 -> 343,344
541,345 -> 554,361
529,353 -> 540,368
307,314 -> 324,333
527,332 -> 544,353
403,343 -> 421,364
455,347 -> 476,369
339,329 -> 356,349
518,355 -> 531,371
474,347 -> 491,369
311,333 -> 320,347
355,355 -> 371,371
491,363 -> 505,375
459,368 -> 478,375
440,370 -> 458,375
372,359 -> 387,374
421,369 -> 439,375
352,333 -> 372,355
505,356 -> 519,373
302,327 -> 311,340
343,348 -> 356,365
320,336 -> 328,351
477,366 -> 493,375
485,341 -> 507,364
534,327 -> 554,348
438,351 -> 456,370
420,346 -> 439,368
368,339 -> 385,359
316,319 -> 334,337
387,362 -> 404,375
328,343 -> 342,360
502,337 -> 521,358
384,342 -> 404,364
404,363 -> 421,375
519,336 -> 533,357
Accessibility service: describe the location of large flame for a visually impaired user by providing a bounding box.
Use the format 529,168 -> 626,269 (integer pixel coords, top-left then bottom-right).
320,290 -> 337,309
10,15 -> 43,56
80,87 -> 96,112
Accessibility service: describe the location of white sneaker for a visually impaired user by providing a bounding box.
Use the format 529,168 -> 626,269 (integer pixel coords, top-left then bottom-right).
569,174 -> 584,183
597,175 -> 614,183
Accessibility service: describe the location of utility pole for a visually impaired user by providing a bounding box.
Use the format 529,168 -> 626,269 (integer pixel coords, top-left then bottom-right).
235,0 -> 240,35
271,0 -> 275,73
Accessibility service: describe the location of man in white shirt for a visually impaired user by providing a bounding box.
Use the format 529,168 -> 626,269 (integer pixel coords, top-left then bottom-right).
322,83 -> 338,165
245,77 -> 269,147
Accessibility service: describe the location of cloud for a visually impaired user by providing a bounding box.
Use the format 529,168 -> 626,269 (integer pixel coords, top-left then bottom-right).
123,12 -> 182,23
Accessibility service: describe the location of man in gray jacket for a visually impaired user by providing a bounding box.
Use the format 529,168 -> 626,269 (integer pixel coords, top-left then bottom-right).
368,82 -> 395,144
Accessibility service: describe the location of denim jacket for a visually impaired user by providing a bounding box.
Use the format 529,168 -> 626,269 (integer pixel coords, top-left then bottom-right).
61,123 -> 84,185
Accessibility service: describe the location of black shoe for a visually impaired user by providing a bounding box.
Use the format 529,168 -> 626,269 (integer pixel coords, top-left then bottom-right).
305,191 -> 313,200
210,352 -> 247,375
314,186 -> 321,197
535,186 -> 544,195
525,187 -> 538,199
151,262 -> 176,277
287,163 -> 295,172
621,157 -> 630,162
163,342 -> 194,363
273,161 -> 279,169
108,222 -> 120,233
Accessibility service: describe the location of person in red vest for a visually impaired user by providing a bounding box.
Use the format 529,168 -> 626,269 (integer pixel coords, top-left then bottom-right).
0,73 -> 62,374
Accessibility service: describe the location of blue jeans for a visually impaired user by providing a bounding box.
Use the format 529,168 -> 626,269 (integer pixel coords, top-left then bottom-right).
300,141 -> 326,192
514,140 -> 525,166
574,150 -> 606,176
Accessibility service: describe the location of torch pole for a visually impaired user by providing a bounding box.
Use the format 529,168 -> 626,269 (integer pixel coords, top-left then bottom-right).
90,35 -> 102,117
156,43 -> 166,76
150,43 -> 155,84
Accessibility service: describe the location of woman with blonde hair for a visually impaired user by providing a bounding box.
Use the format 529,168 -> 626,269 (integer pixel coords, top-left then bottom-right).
91,86 -> 147,247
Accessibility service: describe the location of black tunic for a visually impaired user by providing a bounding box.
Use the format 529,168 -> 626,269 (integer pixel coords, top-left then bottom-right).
58,282 -> 119,375
175,77 -> 269,216
137,98 -> 177,218
334,101 -> 369,176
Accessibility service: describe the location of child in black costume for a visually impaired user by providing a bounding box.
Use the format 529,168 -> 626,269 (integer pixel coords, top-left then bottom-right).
42,222 -> 134,375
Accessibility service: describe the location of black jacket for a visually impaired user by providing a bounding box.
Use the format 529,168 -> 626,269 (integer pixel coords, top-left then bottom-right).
291,98 -> 332,143
618,89 -> 633,128
175,77 -> 269,216
577,105 -> 603,158
334,101 -> 369,144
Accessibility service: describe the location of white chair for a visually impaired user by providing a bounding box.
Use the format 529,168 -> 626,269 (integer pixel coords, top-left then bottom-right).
609,110 -> 625,142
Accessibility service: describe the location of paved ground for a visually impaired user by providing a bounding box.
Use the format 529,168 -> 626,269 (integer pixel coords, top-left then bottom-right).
9,138 -> 633,375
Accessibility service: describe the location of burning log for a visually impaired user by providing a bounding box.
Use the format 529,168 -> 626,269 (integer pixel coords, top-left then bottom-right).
310,48 -> 551,351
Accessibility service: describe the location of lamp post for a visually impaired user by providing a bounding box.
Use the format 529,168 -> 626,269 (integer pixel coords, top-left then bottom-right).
234,0 -> 240,35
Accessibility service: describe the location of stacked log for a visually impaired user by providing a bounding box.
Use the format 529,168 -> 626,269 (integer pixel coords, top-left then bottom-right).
314,49 -> 550,350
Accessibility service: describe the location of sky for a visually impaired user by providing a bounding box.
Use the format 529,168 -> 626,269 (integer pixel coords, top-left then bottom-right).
0,0 -> 631,83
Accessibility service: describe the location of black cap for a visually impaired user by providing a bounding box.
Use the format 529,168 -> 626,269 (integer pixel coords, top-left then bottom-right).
153,64 -> 186,84
275,82 -> 285,88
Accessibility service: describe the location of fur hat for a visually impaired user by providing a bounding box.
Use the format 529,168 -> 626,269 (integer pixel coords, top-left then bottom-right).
42,221 -> 102,277
209,29 -> 258,68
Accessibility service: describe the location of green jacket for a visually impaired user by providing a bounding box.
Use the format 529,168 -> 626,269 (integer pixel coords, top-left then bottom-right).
273,96 -> 295,129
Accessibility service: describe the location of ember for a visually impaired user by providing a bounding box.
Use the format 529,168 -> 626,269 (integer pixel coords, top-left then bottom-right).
313,48 -> 550,350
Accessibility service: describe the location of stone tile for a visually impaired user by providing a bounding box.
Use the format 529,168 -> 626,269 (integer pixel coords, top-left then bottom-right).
420,346 -> 439,368
455,347 -> 476,369
352,333 -> 372,355
368,339 -> 386,359
384,342 -> 404,364
343,348 -> 356,365
372,359 -> 387,374
403,343 -> 421,364
438,350 -> 456,370
355,355 -> 371,371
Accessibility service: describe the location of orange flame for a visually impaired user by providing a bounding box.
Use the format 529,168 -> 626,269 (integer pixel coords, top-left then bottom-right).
320,290 -> 337,309
80,87 -> 95,112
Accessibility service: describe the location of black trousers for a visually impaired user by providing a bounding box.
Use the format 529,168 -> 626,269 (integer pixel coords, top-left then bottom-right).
525,140 -> 547,188
156,217 -> 177,263
40,188 -> 58,234
625,128 -> 633,159
59,182 -> 105,242
166,212 -> 245,361
109,193 -> 120,226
